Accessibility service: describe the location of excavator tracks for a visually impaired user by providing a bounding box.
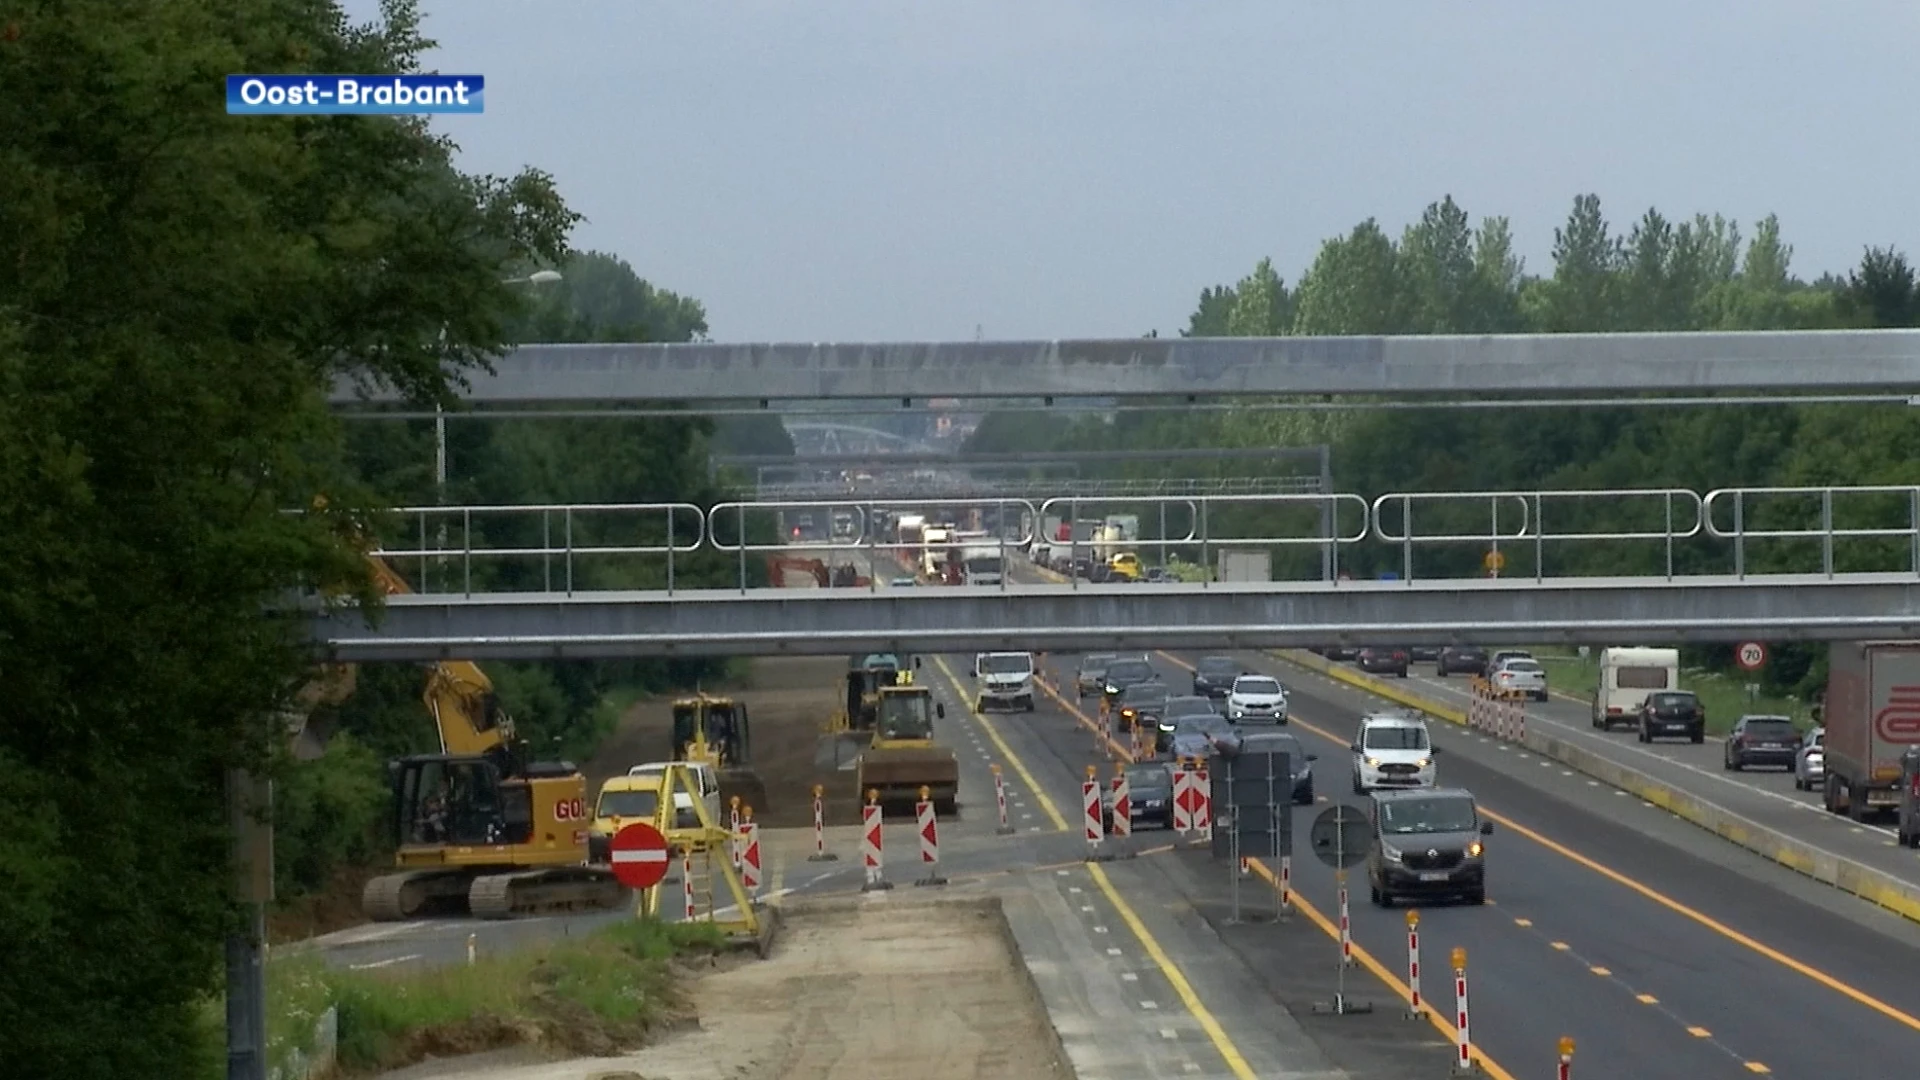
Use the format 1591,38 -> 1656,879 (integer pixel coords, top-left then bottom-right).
362,870 -> 473,922
467,867 -> 627,920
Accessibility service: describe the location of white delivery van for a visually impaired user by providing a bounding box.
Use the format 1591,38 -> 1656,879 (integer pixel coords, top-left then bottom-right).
1591,647 -> 1680,730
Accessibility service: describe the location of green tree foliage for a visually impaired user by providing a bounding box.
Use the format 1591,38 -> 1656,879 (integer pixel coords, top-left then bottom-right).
0,1 -> 591,1073
969,192 -> 1920,696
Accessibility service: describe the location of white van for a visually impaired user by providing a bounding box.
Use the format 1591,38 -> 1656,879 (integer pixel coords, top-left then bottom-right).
1591,647 -> 1680,730
973,652 -> 1037,712
628,761 -> 722,829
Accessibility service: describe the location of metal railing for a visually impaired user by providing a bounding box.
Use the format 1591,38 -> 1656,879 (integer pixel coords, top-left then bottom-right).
344,484 -> 1920,595
371,503 -> 706,595
1705,485 -> 1920,579
1369,488 -> 1705,582
751,475 -> 1324,501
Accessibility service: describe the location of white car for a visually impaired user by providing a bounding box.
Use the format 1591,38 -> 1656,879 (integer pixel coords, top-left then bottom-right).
1350,714 -> 1439,793
1489,658 -> 1549,702
973,651 -> 1037,712
1226,675 -> 1288,724
628,761 -> 721,829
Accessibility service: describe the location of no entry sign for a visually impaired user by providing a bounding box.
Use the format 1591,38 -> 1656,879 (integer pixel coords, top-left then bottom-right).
607,821 -> 670,890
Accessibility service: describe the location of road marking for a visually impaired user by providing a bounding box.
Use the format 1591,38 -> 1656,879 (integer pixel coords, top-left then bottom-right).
347,953 -> 421,970
1590,965 -> 1611,975
1084,862 -> 1260,1080
1688,1026 -> 1712,1038
932,655 -> 1070,832
1637,993 -> 1659,1004
1275,709 -> 1920,1035
1241,857 -> 1518,1080
1514,918 -> 1532,927
1551,941 -> 1570,951
1744,1063 -> 1771,1074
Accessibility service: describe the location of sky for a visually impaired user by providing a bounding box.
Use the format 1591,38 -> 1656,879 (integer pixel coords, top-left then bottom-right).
341,1 -> 1920,342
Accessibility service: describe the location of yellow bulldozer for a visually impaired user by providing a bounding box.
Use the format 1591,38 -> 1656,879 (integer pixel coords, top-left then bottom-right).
856,683 -> 960,816
671,694 -> 769,814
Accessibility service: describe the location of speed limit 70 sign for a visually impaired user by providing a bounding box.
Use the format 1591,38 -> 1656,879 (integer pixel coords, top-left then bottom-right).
1735,642 -> 1768,672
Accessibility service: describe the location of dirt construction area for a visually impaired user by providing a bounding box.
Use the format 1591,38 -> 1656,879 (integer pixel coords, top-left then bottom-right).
376,897 -> 1069,1080
585,657 -> 863,829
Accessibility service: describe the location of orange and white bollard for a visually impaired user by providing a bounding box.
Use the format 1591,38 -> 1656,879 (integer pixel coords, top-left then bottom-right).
914,786 -> 947,886
740,807 -> 762,894
860,790 -> 892,892
992,764 -> 1014,835
1194,762 -> 1212,841
808,784 -> 837,861
1278,854 -> 1292,912
1450,947 -> 1474,1075
1405,910 -> 1422,1018
1557,1036 -> 1574,1080
1082,766 -> 1105,860
680,851 -> 696,920
1516,707 -> 1528,743
728,796 -> 743,870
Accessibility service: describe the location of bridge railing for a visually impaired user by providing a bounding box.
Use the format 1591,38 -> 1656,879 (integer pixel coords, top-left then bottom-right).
1704,485 -> 1920,578
1368,488 -> 1705,581
705,498 -> 1040,589
370,502 -> 708,595
1033,492 -> 1372,584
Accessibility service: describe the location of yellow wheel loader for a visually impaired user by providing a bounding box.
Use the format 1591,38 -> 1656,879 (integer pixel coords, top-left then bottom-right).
671,694 -> 769,815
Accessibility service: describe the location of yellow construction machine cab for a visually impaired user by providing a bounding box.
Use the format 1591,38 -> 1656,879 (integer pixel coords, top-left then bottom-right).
874,684 -> 943,746
856,682 -> 960,814
671,695 -> 751,767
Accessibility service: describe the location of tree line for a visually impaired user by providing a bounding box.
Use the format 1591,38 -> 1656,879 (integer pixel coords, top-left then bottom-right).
0,2 -> 785,1074
969,194 -> 1920,696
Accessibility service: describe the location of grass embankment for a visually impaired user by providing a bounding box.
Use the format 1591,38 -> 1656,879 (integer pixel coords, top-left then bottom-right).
1525,648 -> 1811,735
242,918 -> 726,1078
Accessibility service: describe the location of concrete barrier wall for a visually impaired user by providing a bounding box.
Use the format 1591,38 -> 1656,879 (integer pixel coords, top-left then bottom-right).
1277,649 -> 1920,926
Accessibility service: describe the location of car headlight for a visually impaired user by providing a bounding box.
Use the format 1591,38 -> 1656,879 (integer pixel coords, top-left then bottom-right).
1159,721 -> 1176,732
1466,841 -> 1483,858
1414,758 -> 1431,770
1381,845 -> 1403,863
1105,684 -> 1119,694
1364,757 -> 1382,768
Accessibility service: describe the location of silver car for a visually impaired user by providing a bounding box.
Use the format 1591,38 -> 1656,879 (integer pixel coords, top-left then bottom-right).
1793,726 -> 1826,791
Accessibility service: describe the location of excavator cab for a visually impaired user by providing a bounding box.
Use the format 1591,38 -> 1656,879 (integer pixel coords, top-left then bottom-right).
389,755 -> 530,849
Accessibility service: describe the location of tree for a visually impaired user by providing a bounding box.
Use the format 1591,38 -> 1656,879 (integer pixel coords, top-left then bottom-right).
0,1 -> 580,1074
1225,259 -> 1292,336
1183,284 -> 1238,336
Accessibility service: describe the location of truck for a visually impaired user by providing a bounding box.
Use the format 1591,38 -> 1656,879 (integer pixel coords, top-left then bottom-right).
1819,641 -> 1920,820
960,543 -> 1004,585
1215,550 -> 1272,582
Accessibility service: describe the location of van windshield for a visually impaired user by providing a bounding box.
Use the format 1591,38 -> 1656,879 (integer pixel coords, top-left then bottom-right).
981,654 -> 1033,675
1363,726 -> 1430,751
597,790 -> 659,819
1380,796 -> 1478,835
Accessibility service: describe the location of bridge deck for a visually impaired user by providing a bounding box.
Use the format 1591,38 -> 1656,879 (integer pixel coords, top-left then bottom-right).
308,573 -> 1920,660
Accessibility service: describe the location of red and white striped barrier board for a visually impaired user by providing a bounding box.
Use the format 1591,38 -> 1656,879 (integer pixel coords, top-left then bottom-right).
1111,772 -> 1131,838
993,764 -> 1014,835
1338,878 -> 1353,964
1194,763 -> 1212,840
809,786 -> 836,861
1452,950 -> 1473,1074
915,796 -> 947,886
1173,759 -> 1195,833
681,851 -> 695,920
861,801 -> 889,891
1405,911 -> 1422,1018
1278,854 -> 1292,910
1082,776 -> 1103,854
741,821 -> 763,892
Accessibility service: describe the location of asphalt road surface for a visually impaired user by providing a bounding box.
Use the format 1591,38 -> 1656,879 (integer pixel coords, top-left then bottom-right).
996,645 -> 1920,1080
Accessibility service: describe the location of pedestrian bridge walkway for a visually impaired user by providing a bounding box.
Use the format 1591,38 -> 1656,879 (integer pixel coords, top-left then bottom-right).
303,483 -> 1920,659
307,573 -> 1920,661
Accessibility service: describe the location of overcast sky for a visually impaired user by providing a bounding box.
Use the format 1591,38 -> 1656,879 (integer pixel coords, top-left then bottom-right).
341,1 -> 1920,342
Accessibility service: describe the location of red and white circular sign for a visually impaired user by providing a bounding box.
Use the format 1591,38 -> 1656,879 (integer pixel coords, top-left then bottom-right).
607,821 -> 670,890
1735,641 -> 1768,672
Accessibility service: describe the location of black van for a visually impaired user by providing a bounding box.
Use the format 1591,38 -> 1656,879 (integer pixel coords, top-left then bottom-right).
1365,787 -> 1494,906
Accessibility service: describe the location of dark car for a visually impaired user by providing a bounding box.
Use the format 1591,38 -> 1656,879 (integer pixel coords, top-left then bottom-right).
1365,788 -> 1493,906
1639,690 -> 1706,744
1408,645 -> 1442,662
1100,657 -> 1160,710
1165,713 -> 1241,760
1435,646 -> 1487,677
1103,763 -> 1176,830
1191,655 -> 1244,699
1357,646 -> 1411,678
1075,653 -> 1117,700
1116,682 -> 1170,731
1323,645 -> 1361,661
1724,715 -> 1800,771
1220,730 -> 1318,804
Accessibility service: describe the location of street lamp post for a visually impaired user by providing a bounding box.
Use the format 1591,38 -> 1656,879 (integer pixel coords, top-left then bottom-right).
430,270 -> 563,588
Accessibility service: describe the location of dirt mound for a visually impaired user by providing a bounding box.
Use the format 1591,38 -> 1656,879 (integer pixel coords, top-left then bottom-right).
584,657 -> 859,829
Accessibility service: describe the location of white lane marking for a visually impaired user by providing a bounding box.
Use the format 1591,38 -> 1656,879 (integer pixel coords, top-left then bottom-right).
348,953 -> 421,970
1122,971 -> 1140,982
711,886 -> 796,919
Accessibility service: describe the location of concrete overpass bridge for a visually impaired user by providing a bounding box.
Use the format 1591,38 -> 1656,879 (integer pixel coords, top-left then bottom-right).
307,484 -> 1920,659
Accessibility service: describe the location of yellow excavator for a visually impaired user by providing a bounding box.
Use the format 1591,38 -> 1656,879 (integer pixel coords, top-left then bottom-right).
857,683 -> 960,816
358,557 -> 625,921
670,693 -> 769,814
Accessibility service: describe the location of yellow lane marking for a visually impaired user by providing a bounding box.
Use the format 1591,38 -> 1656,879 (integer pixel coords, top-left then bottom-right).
1688,1026 -> 1712,1038
1637,993 -> 1659,1004
1514,918 -> 1533,927
1241,857 -> 1518,1080
1590,966 -> 1612,975
1551,941 -> 1571,951
1271,705 -> 1920,1036
1085,862 -> 1259,1080
929,655 -> 1069,832
1744,1063 -> 1771,1074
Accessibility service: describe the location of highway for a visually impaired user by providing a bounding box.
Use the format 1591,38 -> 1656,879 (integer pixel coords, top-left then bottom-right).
976,644 -> 1920,1080
1373,658 -> 1920,882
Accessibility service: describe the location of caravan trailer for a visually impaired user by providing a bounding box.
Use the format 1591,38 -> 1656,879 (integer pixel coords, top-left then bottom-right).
1591,647 -> 1680,730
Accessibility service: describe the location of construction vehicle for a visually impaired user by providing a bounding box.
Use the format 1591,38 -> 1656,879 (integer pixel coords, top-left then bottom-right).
669,694 -> 769,814
817,655 -> 917,770
357,556 -> 624,922
767,554 -> 870,588
857,683 -> 960,815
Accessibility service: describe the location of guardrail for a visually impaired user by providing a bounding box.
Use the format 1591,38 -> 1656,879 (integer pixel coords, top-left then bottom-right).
751,475 -> 1325,501
355,485 -> 1920,593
